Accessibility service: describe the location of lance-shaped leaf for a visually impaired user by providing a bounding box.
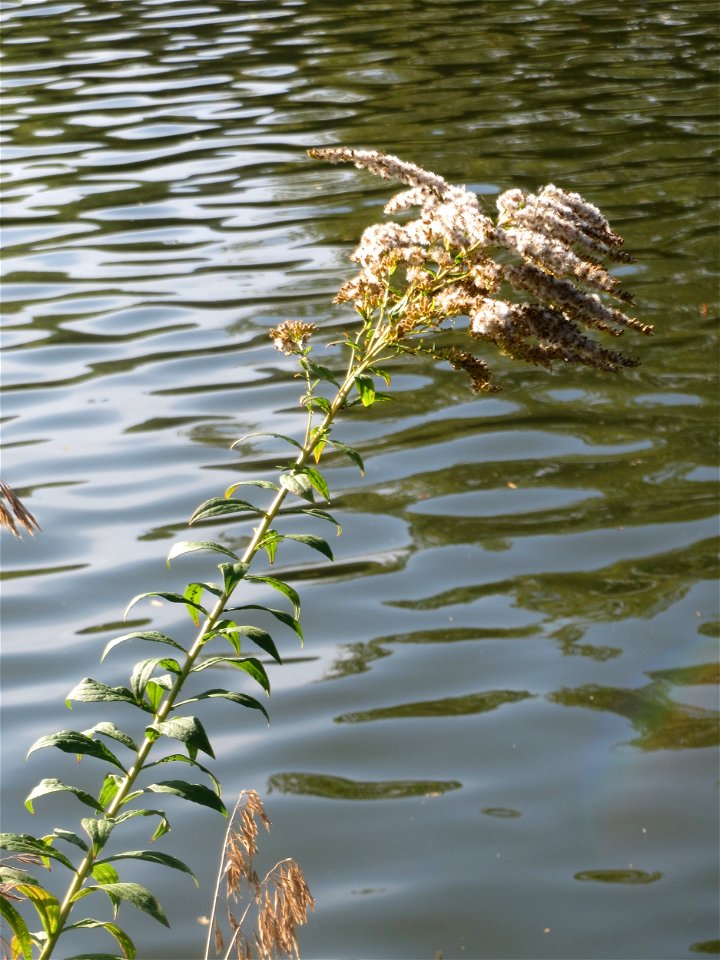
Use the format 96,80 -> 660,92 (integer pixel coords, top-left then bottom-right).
74,881 -> 169,928
247,575 -> 301,616
98,850 -> 197,885
28,730 -> 126,772
258,528 -> 281,563
280,470 -> 315,502
219,560 -> 249,593
327,438 -> 365,474
84,722 -> 139,754
91,862 -> 120,886
66,679 -> 138,710
102,630 -> 186,662
354,373 -> 376,406
230,604 -> 303,643
65,919 -> 136,960
124,592 -> 207,621
167,539 -> 239,568
45,828 -> 88,853
143,753 -> 221,794
146,715 -> 215,760
189,497 -> 263,526
82,818 -> 115,855
219,623 -> 282,663
176,688 -> 270,723
15,883 -> 60,938
191,656 -> 270,694
0,833 -> 75,870
283,533 -> 334,561
302,465 -> 330,501
225,479 -> 279,497
113,809 -> 171,842
305,360 -> 339,386
98,774 -> 122,809
145,781 -> 227,816
130,657 -> 181,705
285,506 -> 342,535
0,864 -> 48,887
25,779 -> 103,815
230,430 -> 302,451
0,894 -> 34,960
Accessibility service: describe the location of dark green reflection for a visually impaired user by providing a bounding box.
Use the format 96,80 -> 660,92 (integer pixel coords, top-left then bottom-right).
549,681 -> 719,750
324,624 -> 540,680
267,772 -> 462,800
690,940 -> 720,955
574,869 -> 663,884
336,689 -> 533,723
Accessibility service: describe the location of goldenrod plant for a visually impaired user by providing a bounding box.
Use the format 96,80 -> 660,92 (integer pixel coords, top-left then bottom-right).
0,149 -> 651,959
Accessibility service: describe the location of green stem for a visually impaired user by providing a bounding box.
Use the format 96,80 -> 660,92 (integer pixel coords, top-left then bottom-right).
39,333 -> 390,960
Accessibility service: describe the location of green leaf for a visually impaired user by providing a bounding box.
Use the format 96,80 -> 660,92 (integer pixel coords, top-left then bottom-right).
66,919 -> 136,960
146,715 -> 215,760
246,575 -> 300,617
354,373 -> 376,406
76,881 -> 169,928
367,364 -> 392,385
144,677 -> 170,713
191,656 -> 270,695
189,496 -> 263,525
258,527 -> 281,563
176,688 -> 270,723
280,471 -> 315,502
285,506 -> 342,535
98,774 -> 122,809
219,560 -> 249,594
130,658 -> 181,706
302,465 -> 330,501
167,539 -> 239,568
85,722 -> 139,754
225,479 -> 279,497
0,864 -> 47,886
82,818 -> 115,855
305,360 -> 339,386
183,581 -> 204,626
0,893 -> 34,960
124,591 -> 207,621
283,533 -> 334,561
113,809 -> 171,841
306,394 -> 332,415
66,678 -> 138,710
91,862 -> 120,886
221,623 -> 283,663
142,753 -> 221,794
15,883 -> 60,938
145,781 -> 227,816
24,779 -> 103,815
0,833 -> 75,870
98,850 -> 197,885
102,630 -> 186,662
328,439 -> 365,474
28,730 -> 126,772
230,604 -> 303,643
230,431 -> 301,451
46,828 -> 88,852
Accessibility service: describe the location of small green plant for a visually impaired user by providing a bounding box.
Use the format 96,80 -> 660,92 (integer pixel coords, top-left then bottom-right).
0,148 -> 651,960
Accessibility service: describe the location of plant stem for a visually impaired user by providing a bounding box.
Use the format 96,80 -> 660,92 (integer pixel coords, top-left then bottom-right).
38,332 -> 390,960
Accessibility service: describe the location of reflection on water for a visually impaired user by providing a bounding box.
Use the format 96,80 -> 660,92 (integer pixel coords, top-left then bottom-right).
574,868 -> 663,884
549,679 -> 720,751
268,772 -> 462,800
2,0 -> 718,957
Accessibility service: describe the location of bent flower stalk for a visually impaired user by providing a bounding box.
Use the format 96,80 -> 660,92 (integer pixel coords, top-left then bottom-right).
0,149 -> 651,960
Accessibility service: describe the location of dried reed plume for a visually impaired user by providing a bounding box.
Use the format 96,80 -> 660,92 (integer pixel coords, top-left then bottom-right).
308,147 -> 652,390
202,791 -> 314,960
0,481 -> 40,538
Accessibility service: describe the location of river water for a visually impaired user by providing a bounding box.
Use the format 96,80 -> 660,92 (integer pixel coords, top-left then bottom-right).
1,1 -> 718,958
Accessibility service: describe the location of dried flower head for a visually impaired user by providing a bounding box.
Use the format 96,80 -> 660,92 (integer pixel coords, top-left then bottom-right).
270,321 -> 317,355
0,481 -> 40,538
309,146 -> 653,389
